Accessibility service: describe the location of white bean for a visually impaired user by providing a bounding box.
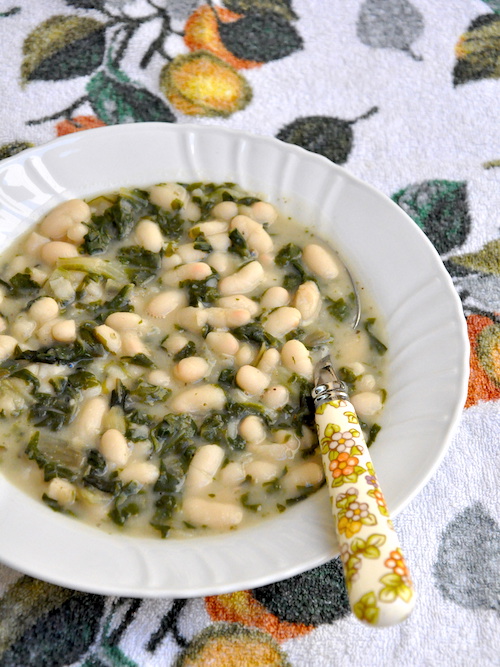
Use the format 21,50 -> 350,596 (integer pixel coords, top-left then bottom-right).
135,219 -> 164,253
99,429 -> 130,467
281,339 -> 313,380
260,286 -> 289,309
66,223 -> 88,245
120,332 -> 148,357
283,462 -> 324,493
47,478 -> 76,506
177,243 -> 206,263
162,253 -> 182,270
238,415 -> 266,445
263,306 -> 301,338
205,307 -> 251,329
211,201 -> 238,220
218,294 -> 259,316
0,317 -> 6,334
105,312 -> 143,331
170,385 -> 226,413
219,261 -> 264,295
176,306 -> 208,333
230,215 -> 273,254
162,333 -> 189,355
36,320 -> 58,346
24,231 -> 49,258
40,241 -> 79,266
94,324 -> 121,354
206,331 -> 239,356
234,343 -> 256,366
236,365 -> 270,396
249,201 -> 278,225
293,281 -> 321,325
162,262 -> 212,286
119,461 -> 160,485
146,290 -> 186,318
74,396 -> 108,445
39,199 -> 90,239
245,460 -> 279,484
29,297 -> 59,324
219,461 -> 246,486
174,356 -> 210,383
149,183 -> 188,210
0,335 -> 18,361
182,497 -> 243,530
262,385 -> 289,409
147,369 -> 171,387
208,233 -> 230,252
11,317 -> 36,343
52,319 -> 76,343
189,221 -> 228,237
185,444 -> 225,490
302,244 -> 339,280
257,348 -> 280,375
207,251 -> 236,276
356,374 -> 376,392
351,392 -> 383,416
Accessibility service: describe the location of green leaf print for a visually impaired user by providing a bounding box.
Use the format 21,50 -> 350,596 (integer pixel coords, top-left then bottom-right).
87,69 -> 176,124
224,0 -> 298,21
481,0 -> 500,14
449,239 -> 500,276
453,14 -> 500,86
21,15 -> 106,83
0,141 -> 34,160
392,180 -> 471,254
352,591 -> 380,625
356,0 -> 424,61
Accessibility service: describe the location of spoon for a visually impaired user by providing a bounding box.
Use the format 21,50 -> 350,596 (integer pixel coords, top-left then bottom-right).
311,355 -> 416,626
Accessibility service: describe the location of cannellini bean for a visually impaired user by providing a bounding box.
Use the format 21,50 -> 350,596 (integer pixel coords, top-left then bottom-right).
211,200 -> 238,220
236,365 -> 270,396
206,331 -> 239,356
29,297 -> 59,324
234,343 -> 256,366
52,319 -> 76,343
162,333 -> 189,355
40,241 -> 79,265
5,256 -> 28,278
119,461 -> 160,485
74,396 -> 108,444
208,233 -> 230,252
182,497 -> 243,530
66,223 -> 88,244
245,460 -> 279,484
0,335 -> 18,361
189,221 -> 228,237
174,356 -> 210,383
349,362 -> 366,376
220,461 -> 246,486
302,244 -> 339,280
283,462 -> 324,493
147,369 -> 171,387
105,312 -> 143,331
293,281 -> 321,325
39,199 -> 90,239
249,201 -> 278,225
218,294 -> 259,316
99,429 -> 130,467
262,385 -> 289,409
263,306 -> 301,338
205,307 -> 251,329
135,219 -> 164,253
257,348 -> 280,375
185,444 -> 225,490
177,243 -> 206,263
170,384 -> 226,413
94,324 -> 121,354
273,429 -> 300,447
219,261 -> 264,295
207,251 -> 236,276
120,332 -> 148,357
146,290 -> 186,318
0,317 -> 6,334
356,374 -> 376,391
162,253 -> 182,270
47,478 -> 76,506
351,392 -> 383,416
162,262 -> 212,286
281,339 -> 313,380
260,286 -> 289,309
11,317 -> 36,343
149,183 -> 188,210
183,201 -> 201,222
25,231 -> 49,257
176,306 -> 208,333
36,320 -> 58,345
230,215 -> 273,254
238,415 -> 267,445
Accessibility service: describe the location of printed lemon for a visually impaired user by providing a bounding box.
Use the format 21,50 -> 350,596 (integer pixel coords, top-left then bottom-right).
160,52 -> 252,117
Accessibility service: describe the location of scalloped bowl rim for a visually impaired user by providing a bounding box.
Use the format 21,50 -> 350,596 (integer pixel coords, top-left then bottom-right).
0,123 -> 469,597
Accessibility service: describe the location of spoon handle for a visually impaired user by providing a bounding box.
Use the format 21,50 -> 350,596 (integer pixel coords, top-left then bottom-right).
315,400 -> 416,626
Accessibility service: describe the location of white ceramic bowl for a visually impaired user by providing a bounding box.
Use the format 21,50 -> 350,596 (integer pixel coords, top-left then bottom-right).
0,124 -> 468,597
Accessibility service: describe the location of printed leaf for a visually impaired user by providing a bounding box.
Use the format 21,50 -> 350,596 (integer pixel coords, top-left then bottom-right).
0,141 -> 34,160
87,69 -> 176,124
218,11 -> 303,63
357,0 -> 424,60
392,180 -> 471,254
482,0 -> 500,13
352,591 -> 379,624
449,239 -> 500,276
21,15 -> 105,83
476,323 -> 500,387
453,14 -> 500,85
223,0 -> 298,21
64,0 -> 106,8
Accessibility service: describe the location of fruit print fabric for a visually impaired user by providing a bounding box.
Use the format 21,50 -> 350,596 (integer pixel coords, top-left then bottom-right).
0,0 -> 500,664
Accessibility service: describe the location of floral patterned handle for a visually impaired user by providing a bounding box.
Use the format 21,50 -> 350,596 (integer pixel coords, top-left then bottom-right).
315,399 -> 416,626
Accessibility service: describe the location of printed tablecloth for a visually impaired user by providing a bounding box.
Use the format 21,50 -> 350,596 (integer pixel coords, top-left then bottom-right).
0,1 -> 499,665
